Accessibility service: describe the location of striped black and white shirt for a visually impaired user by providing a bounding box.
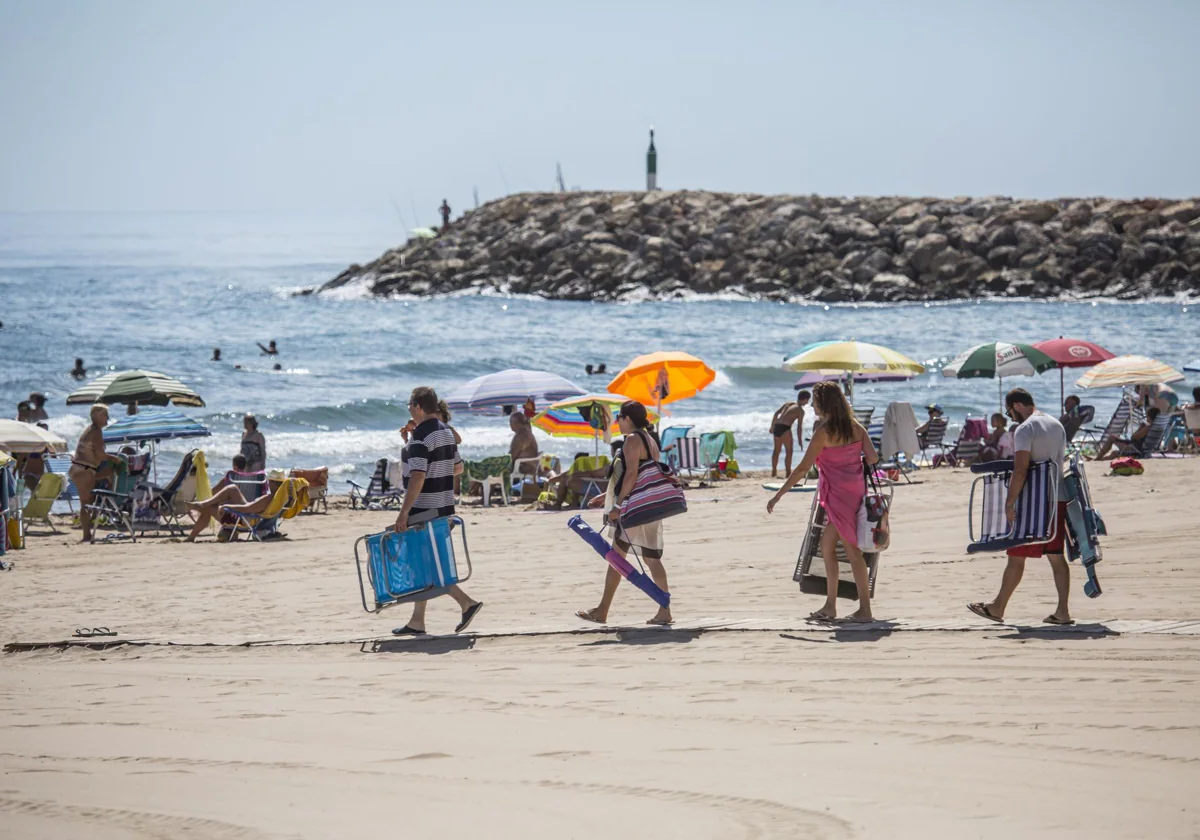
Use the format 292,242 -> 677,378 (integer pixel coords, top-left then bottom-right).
403,419 -> 459,518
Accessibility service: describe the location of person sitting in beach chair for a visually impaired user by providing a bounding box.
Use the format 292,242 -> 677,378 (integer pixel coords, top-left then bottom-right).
978,413 -> 1013,463
220,476 -> 308,541
541,452 -> 611,510
508,412 -> 539,476
1094,407 -> 1165,460
185,455 -> 271,542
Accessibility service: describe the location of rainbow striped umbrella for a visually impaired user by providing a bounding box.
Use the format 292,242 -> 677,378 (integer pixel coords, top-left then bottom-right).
534,394 -> 659,453
1075,355 -> 1185,389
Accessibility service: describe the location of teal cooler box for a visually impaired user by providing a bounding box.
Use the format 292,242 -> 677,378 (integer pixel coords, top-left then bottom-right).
354,516 -> 471,612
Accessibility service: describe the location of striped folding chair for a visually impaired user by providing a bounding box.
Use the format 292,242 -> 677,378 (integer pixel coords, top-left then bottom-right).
674,437 -> 702,477
967,459 -> 1058,554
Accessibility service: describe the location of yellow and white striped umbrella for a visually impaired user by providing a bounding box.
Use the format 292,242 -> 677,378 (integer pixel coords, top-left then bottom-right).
782,340 -> 925,374
1075,355 -> 1185,389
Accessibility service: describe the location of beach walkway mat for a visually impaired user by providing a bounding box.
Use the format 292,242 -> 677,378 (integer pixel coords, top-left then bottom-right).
5,617 -> 1200,653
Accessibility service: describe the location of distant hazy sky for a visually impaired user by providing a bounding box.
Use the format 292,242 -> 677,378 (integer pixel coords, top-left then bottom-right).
2,0 -> 1198,217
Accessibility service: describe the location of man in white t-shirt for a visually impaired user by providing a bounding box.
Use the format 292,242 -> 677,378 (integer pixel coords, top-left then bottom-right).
969,388 -> 1073,626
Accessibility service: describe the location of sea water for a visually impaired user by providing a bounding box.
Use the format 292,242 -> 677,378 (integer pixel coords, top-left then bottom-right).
2,211 -> 1196,489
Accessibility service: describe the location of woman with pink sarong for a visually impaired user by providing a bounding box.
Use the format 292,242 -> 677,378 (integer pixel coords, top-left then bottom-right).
768,382 -> 879,622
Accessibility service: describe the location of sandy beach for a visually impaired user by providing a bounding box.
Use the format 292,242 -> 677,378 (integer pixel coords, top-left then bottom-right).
2,460 -> 1199,838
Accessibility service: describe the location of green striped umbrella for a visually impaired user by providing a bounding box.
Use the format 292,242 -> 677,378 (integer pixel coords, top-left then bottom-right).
941,342 -> 1056,379
942,342 -> 1056,408
66,369 -> 205,408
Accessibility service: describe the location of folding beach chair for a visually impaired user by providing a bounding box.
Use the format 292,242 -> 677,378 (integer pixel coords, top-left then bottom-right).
1061,452 -> 1105,598
1128,415 -> 1170,457
290,467 -> 329,513
21,473 -> 64,534
1077,397 -> 1132,452
659,425 -> 694,470
221,477 -> 307,542
672,437 -> 702,478
348,458 -> 403,510
792,479 -> 892,600
354,515 -> 473,613
1181,406 -> 1200,455
939,418 -> 989,468
917,417 -> 949,466
699,431 -> 730,482
852,405 -> 875,426
966,459 -> 1058,554
44,455 -> 78,512
869,420 -> 916,484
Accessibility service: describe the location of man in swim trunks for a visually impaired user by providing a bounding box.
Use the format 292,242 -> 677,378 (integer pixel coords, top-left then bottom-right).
969,388 -> 1073,626
769,390 -> 809,478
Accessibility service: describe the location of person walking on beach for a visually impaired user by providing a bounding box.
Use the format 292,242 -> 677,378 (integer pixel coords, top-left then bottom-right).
240,414 -> 267,472
968,388 -> 1073,625
577,401 -> 673,626
767,382 -> 879,622
391,386 -> 482,636
769,390 -> 809,478
70,404 -> 121,543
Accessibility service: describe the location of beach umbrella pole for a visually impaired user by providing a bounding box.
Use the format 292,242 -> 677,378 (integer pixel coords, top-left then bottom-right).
1060,368 -> 1065,415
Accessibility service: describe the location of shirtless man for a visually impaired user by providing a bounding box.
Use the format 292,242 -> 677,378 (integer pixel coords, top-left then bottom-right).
769,390 -> 809,478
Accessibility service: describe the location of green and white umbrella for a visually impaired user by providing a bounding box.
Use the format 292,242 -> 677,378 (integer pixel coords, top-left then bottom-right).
942,342 -> 1056,379
942,342 -> 1056,407
66,369 -> 205,408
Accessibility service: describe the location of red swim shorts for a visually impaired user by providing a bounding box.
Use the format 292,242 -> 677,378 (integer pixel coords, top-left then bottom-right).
1008,501 -> 1068,558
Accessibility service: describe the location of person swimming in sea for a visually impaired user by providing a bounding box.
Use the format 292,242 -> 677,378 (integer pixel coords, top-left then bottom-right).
212,348 -> 222,361
71,358 -> 87,379
257,340 -> 278,356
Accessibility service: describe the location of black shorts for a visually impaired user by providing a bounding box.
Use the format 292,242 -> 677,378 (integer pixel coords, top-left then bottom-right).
773,424 -> 792,439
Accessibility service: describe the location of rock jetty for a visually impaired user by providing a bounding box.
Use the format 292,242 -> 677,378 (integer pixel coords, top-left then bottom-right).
315,191 -> 1200,302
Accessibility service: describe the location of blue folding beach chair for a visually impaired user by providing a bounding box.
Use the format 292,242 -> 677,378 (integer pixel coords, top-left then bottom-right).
967,459 -> 1058,554
1061,452 -> 1106,598
354,516 -> 473,613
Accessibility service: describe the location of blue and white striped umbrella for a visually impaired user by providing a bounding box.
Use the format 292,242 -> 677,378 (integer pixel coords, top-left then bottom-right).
102,409 -> 211,443
444,369 -> 587,415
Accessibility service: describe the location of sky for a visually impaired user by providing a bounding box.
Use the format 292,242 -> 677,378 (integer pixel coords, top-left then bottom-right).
2,0 -> 1198,219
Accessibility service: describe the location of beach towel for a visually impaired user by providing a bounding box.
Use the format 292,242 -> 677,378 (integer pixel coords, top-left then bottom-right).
816,439 -> 866,549
1109,457 -> 1143,476
881,402 -> 919,460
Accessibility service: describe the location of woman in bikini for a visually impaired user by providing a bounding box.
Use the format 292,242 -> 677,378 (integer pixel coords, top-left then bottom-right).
767,382 -> 879,623
69,404 -> 122,542
577,401 -> 673,626
769,391 -> 809,478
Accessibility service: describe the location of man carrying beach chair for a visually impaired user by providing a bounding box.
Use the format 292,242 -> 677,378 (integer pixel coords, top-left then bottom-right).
968,388 -> 1073,626
390,386 -> 483,637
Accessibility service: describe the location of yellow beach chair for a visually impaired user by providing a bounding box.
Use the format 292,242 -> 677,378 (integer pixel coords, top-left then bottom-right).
22,472 -> 65,535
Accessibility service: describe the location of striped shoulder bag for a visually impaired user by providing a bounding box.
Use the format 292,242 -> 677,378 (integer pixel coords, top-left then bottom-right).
619,431 -> 688,528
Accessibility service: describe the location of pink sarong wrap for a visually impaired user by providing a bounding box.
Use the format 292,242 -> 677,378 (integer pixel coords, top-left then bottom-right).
816,439 -> 866,549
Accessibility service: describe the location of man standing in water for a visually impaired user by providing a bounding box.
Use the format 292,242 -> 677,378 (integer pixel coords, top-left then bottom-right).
769,390 -> 809,478
969,388 -> 1072,625
391,386 -> 483,636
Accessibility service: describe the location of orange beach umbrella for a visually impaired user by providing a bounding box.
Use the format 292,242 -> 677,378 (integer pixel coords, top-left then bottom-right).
606,352 -> 716,408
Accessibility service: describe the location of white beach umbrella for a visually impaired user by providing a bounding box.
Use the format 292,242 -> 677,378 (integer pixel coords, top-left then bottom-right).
0,420 -> 68,455
444,369 -> 587,415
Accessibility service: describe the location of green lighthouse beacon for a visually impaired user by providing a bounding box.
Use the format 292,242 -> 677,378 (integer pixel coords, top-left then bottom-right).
646,127 -> 657,191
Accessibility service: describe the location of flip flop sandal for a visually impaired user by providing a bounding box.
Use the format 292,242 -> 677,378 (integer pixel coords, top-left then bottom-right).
645,617 -> 673,626
455,602 -> 483,633
576,610 -> 606,625
390,625 -> 427,636
968,603 -> 1003,623
807,611 -> 837,623
1043,615 -> 1076,626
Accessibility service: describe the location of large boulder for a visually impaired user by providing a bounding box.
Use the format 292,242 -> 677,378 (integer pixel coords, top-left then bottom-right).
910,233 -> 949,273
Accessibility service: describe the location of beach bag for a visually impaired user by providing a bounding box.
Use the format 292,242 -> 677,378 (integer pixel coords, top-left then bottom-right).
1109,456 -> 1143,476
856,464 -> 890,552
619,432 -> 687,528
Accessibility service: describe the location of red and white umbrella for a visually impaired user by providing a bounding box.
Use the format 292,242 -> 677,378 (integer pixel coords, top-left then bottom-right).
1033,338 -> 1116,412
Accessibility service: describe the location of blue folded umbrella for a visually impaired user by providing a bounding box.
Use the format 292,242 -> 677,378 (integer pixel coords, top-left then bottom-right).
102,409 -> 211,443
